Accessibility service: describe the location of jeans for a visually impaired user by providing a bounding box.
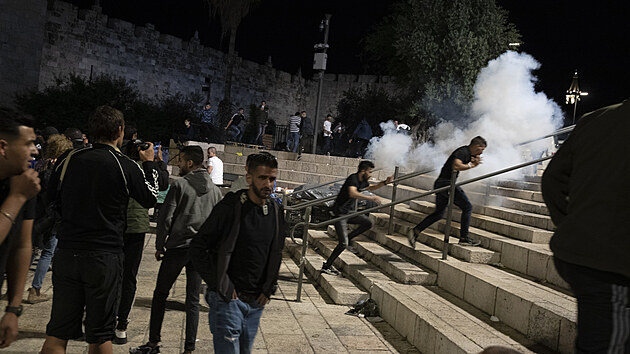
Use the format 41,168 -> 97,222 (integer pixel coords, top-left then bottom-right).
413,178 -> 473,239
31,235 -> 58,289
555,258 -> 630,353
298,134 -> 313,154
324,213 -> 373,269
116,233 -> 146,325
227,125 -> 244,142
287,132 -> 300,152
254,124 -> 266,145
206,291 -> 264,354
149,248 -> 202,351
322,136 -> 333,155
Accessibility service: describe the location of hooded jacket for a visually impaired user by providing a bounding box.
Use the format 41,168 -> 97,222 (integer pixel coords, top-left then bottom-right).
189,189 -> 285,302
156,168 -> 223,250
542,98 -> 630,279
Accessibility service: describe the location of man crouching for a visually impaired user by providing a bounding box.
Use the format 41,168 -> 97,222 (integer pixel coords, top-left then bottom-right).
190,152 -> 285,354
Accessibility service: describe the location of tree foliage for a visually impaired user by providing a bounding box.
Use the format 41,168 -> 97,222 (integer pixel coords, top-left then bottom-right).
365,0 -> 521,122
336,87 -> 404,139
14,74 -> 201,142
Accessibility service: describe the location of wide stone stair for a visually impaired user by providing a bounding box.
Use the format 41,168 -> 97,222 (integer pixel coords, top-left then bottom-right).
217,144 -> 577,353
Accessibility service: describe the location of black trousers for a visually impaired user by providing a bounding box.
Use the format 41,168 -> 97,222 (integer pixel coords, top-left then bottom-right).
555,258 -> 630,353
324,214 -> 372,269
117,233 -> 146,325
149,248 -> 202,351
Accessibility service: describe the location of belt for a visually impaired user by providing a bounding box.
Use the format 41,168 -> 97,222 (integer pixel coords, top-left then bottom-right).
237,292 -> 259,304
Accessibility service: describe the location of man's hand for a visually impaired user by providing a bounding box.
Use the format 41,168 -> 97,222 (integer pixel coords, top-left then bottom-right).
371,196 -> 382,205
471,155 -> 483,167
256,293 -> 269,306
156,146 -> 163,162
232,289 -> 238,300
155,249 -> 164,261
139,143 -> 155,162
384,176 -> 394,185
9,169 -> 40,201
0,313 -> 18,348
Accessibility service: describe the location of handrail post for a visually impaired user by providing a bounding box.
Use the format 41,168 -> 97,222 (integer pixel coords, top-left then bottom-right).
388,166 -> 400,235
296,206 -> 312,302
442,169 -> 458,260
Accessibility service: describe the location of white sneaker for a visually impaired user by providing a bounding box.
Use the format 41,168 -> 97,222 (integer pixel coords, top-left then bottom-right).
113,329 -> 127,345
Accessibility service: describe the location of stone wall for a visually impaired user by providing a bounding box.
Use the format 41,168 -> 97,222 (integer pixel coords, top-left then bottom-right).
5,0 -> 398,133
0,0 -> 48,107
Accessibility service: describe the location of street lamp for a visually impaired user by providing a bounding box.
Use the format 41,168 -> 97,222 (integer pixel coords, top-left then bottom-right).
312,14 -> 331,154
565,70 -> 588,124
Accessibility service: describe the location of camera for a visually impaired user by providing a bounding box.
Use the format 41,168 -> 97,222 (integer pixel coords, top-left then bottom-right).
133,139 -> 151,151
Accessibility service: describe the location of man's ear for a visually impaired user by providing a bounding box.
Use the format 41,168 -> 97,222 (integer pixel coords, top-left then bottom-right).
0,139 -> 9,158
245,172 -> 252,186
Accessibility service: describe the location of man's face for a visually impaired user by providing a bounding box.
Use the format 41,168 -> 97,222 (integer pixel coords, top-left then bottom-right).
208,149 -> 214,157
359,168 -> 373,182
247,165 -> 277,200
301,112 -> 306,118
184,119 -> 190,127
205,104 -> 211,110
470,145 -> 486,156
3,126 -> 38,174
178,155 -> 193,176
239,109 -> 244,114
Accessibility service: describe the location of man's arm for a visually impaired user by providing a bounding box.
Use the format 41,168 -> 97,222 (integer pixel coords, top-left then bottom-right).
126,146 -> 159,209
0,171 -> 40,245
207,161 -> 214,174
0,219 -> 33,348
453,156 -> 482,171
155,183 -> 180,254
366,176 -> 394,191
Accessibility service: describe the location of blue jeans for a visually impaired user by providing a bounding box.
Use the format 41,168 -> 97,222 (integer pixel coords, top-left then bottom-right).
287,132 -> 300,152
32,235 -> 58,289
414,178 -> 473,239
206,291 -> 264,354
227,125 -> 244,142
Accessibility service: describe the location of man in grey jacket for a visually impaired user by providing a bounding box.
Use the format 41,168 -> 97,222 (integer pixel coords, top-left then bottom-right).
131,146 -> 223,354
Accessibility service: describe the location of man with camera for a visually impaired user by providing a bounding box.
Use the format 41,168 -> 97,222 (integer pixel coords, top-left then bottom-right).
40,106 -> 163,354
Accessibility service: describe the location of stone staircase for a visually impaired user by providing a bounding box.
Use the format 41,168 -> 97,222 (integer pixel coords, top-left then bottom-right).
216,144 -> 576,353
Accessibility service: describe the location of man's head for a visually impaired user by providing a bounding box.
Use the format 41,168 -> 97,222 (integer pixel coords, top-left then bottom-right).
246,152 -> 278,200
178,145 -> 204,176
184,119 -> 191,127
469,136 -> 487,156
326,114 -> 333,121
45,134 -> 73,160
261,100 -> 266,106
357,160 -> 375,182
207,146 -> 217,158
88,105 -> 125,147
64,127 -> 84,148
0,108 -> 38,177
204,103 -> 211,110
124,124 -> 138,141
238,108 -> 244,114
300,111 -> 307,118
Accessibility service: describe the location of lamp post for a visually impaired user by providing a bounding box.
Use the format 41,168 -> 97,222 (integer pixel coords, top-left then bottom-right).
312,14 -> 331,154
565,70 -> 588,124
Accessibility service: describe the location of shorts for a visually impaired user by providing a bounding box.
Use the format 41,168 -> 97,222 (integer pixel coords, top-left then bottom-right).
46,248 -> 123,344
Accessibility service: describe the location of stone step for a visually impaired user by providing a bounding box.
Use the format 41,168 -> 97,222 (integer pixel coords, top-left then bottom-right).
483,205 -> 554,231
363,225 -> 577,352
371,213 -> 500,264
500,197 -> 549,216
324,226 -> 436,285
223,144 -> 362,167
373,282 -> 535,354
285,241 -> 367,305
490,186 -> 545,203
392,204 -> 569,290
524,175 -> 542,184
497,180 -> 541,192
409,200 -> 553,243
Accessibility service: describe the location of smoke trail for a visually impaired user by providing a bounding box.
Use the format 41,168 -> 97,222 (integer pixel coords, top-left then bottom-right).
366,51 -> 564,179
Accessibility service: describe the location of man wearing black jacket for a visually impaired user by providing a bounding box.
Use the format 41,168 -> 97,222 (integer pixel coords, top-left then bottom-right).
190,152 -> 284,354
542,99 -> 630,353
40,106 -> 163,354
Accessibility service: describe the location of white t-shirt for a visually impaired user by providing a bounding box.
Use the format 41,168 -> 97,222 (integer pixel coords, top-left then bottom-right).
208,156 -> 223,185
323,120 -> 332,137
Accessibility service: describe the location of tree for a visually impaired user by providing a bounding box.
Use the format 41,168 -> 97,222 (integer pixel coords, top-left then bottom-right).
204,0 -> 259,104
365,0 -> 521,123
336,87 -> 403,139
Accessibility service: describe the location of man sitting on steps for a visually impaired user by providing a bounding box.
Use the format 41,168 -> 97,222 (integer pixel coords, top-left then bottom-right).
407,136 -> 487,248
321,160 -> 392,276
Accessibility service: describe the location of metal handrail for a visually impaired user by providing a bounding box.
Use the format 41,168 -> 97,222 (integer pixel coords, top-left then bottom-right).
284,168 -> 383,197
292,154 -> 553,301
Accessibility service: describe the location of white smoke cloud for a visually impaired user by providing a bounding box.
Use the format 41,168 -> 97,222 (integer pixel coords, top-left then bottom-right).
366,51 -> 564,181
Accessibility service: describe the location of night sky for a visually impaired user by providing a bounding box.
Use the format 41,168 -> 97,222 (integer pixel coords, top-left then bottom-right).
67,0 -> 630,124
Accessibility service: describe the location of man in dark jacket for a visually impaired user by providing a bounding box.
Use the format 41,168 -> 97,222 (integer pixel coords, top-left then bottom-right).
132,146 -> 222,354
542,99 -> 630,353
298,111 -> 314,155
40,106 -> 161,354
348,119 -> 372,158
190,152 -> 285,353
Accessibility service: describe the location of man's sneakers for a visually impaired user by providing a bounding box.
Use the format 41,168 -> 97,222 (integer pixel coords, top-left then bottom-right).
320,262 -> 340,276
458,238 -> 481,246
407,229 -> 419,248
129,342 -> 160,354
26,287 -> 49,304
113,320 -> 128,345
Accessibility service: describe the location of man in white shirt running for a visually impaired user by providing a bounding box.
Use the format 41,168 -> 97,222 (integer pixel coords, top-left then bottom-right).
206,147 -> 223,185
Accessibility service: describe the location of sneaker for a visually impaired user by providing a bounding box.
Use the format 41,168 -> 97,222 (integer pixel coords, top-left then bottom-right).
458,238 -> 481,246
320,263 -> 340,276
407,229 -> 418,248
26,287 -> 49,304
113,329 -> 127,345
129,342 -> 160,354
